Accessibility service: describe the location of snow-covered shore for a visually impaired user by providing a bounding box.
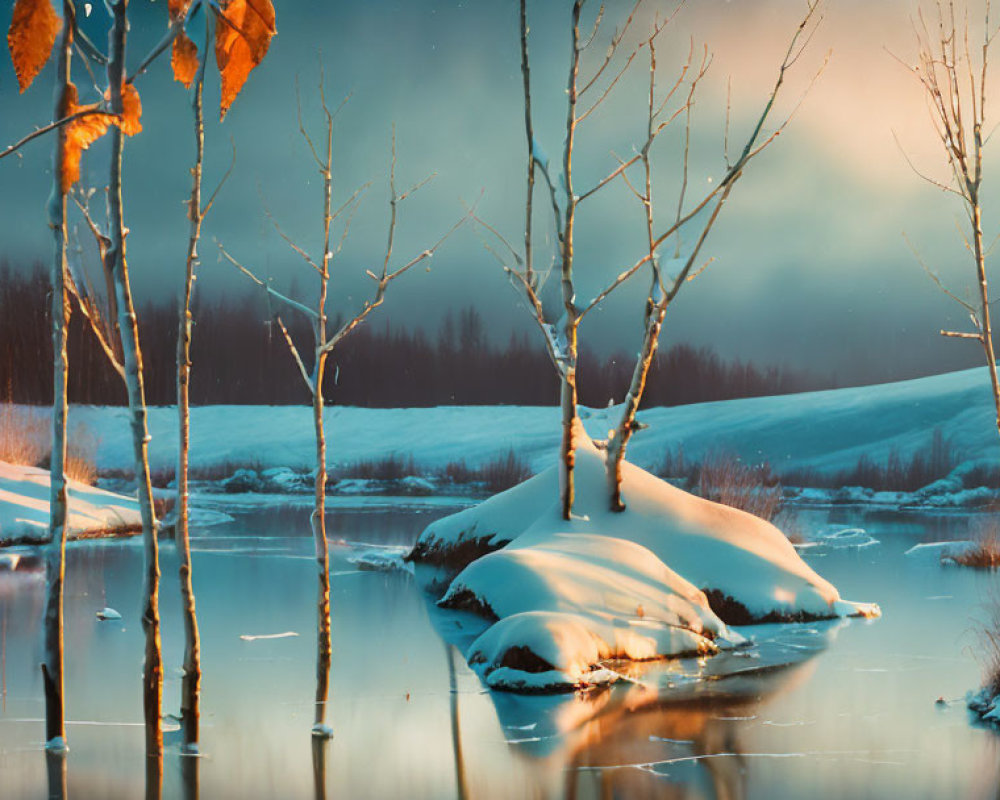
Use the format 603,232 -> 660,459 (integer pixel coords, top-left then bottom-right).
0,461 -> 141,546
41,367 -> 1000,481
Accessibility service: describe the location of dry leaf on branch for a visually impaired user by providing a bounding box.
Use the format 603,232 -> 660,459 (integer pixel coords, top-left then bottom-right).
102,81 -> 143,136
214,0 -> 276,119
7,0 -> 62,93
60,83 -> 111,192
172,30 -> 199,89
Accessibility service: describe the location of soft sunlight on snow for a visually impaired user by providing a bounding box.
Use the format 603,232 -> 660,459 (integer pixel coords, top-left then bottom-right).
416,423 -> 878,691
0,461 -> 141,545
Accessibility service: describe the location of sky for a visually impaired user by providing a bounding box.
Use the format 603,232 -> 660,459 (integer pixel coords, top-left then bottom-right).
1,0 -> 998,386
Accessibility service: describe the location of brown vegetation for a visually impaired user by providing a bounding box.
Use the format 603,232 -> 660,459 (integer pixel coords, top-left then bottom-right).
0,404 -> 96,484
946,518 -> 1000,569
657,448 -> 782,522
781,429 -> 960,492
441,449 -> 532,494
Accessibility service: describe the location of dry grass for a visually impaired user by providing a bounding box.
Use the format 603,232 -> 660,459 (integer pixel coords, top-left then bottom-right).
65,423 -> 98,485
697,451 -> 783,522
947,518 -> 1000,569
0,403 -> 47,466
0,403 -> 99,485
781,428 -> 958,492
975,591 -> 1000,698
440,449 -> 533,494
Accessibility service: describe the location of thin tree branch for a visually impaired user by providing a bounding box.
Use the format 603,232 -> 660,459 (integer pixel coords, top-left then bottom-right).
201,138 -> 236,218
275,314 -> 314,392
125,12 -> 188,85
217,242 -> 321,321
904,230 -> 978,313
578,0 -> 643,95
0,109 -> 117,162
941,329 -> 983,339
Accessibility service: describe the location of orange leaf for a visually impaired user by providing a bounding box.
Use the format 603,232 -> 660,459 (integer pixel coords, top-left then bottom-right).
103,81 -> 143,136
214,0 -> 275,119
61,83 -> 112,193
168,0 -> 192,19
7,0 -> 62,92
172,29 -> 199,89
118,83 -> 143,136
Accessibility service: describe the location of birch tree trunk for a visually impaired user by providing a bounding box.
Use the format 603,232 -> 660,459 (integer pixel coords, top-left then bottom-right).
606,304 -> 666,511
108,0 -> 162,758
312,119 -> 334,737
558,1 -> 583,522
971,199 -> 1000,437
41,0 -> 74,753
175,20 -> 207,751
311,354 -> 332,737
606,195 -> 727,511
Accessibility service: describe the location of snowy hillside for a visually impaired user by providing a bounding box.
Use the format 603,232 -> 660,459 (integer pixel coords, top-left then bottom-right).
52,367 -> 999,478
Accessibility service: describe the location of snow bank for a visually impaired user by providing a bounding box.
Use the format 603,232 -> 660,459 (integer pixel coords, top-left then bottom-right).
0,461 -> 141,545
40,367 -> 1000,481
968,688 -> 1000,728
417,425 -> 877,691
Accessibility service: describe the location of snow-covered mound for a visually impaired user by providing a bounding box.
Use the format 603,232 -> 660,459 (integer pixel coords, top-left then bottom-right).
415,425 -> 878,690
443,530 -> 739,691
0,461 -> 141,545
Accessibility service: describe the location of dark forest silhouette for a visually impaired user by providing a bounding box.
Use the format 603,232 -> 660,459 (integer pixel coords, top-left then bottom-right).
1,262 -> 829,408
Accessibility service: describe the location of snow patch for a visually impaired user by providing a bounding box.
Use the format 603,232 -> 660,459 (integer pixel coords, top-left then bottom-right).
347,546 -> 413,574
239,631 -> 299,642
904,541 -> 974,560
311,723 -> 334,739
0,461 -> 141,545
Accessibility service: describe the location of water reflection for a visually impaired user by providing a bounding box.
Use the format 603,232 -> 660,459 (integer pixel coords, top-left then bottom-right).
446,643 -> 470,800
45,750 -> 66,800
180,753 -> 199,800
311,737 -> 328,800
145,748 -> 162,800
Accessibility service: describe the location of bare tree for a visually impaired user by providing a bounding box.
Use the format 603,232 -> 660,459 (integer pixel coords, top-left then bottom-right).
170,5 -> 235,753
41,0 -> 74,756
4,0 -> 275,760
220,76 -> 463,735
902,0 -> 1000,439
481,1 -> 820,518
487,0 -> 658,520
606,3 -> 823,511
4,0 -> 117,755
166,0 -> 273,752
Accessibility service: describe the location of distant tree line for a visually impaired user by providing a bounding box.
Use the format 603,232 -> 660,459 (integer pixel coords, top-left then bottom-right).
0,262 -> 830,408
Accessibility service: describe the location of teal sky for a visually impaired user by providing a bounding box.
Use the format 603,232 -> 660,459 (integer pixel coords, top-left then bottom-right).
1,0 -> 997,386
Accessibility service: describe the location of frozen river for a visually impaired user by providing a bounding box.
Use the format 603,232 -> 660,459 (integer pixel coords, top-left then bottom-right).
0,501 -> 998,798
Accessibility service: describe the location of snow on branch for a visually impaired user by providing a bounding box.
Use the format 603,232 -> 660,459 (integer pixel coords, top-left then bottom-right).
217,242 -> 320,322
